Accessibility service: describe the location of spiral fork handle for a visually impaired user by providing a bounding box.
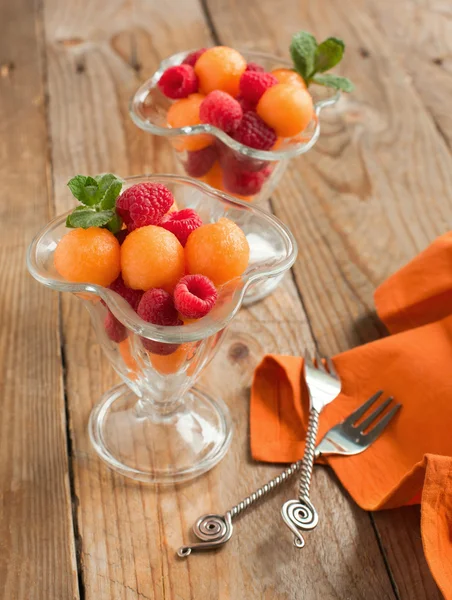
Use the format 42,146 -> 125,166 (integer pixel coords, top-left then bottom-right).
281,408 -> 320,547
298,409 -> 320,499
177,513 -> 233,557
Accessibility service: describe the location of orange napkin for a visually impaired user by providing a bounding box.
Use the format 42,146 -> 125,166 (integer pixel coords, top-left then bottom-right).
251,233 -> 452,598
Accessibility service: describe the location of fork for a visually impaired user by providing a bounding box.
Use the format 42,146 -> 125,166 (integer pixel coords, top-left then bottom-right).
281,351 -> 342,547
177,389 -> 400,557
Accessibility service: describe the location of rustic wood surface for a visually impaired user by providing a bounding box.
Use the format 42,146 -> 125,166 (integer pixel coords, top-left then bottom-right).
1,0 -> 448,598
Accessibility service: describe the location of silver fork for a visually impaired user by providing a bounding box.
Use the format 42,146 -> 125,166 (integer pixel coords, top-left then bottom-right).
177,389 -> 400,557
281,352 -> 342,547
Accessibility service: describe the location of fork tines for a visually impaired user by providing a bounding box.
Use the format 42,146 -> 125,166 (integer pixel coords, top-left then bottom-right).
346,390 -> 401,439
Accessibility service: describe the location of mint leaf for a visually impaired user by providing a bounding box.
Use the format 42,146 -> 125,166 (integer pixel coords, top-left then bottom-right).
96,174 -> 123,210
66,208 -> 115,229
106,212 -> 123,234
67,175 -> 99,206
315,37 -> 344,73
312,73 -> 354,92
65,205 -> 85,227
290,31 -> 317,82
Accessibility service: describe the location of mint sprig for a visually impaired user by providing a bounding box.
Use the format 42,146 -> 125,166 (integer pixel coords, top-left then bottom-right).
66,173 -> 124,233
290,31 -> 354,92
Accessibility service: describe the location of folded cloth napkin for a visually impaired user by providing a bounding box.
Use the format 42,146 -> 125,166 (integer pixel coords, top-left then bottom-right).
251,233 -> 452,599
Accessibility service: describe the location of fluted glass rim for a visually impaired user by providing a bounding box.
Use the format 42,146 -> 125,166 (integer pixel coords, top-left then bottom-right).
129,49 -> 340,161
27,174 -> 297,343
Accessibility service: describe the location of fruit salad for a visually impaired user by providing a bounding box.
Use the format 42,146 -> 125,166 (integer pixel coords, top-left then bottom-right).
156,31 -> 353,202
54,174 -> 250,359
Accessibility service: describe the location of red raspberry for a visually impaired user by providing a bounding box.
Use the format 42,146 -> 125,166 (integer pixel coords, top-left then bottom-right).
245,62 -> 265,73
218,144 -> 266,173
232,111 -> 276,151
157,65 -> 198,99
182,48 -> 207,67
116,183 -> 174,231
239,71 -> 278,105
223,165 -> 272,196
104,310 -> 127,343
174,275 -> 218,319
137,288 -> 182,355
200,91 -> 243,134
183,145 -> 217,178
109,275 -> 143,310
115,229 -> 129,245
235,94 -> 255,114
160,208 -> 202,246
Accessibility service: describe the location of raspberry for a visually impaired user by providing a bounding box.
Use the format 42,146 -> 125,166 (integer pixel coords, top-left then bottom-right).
239,71 -> 278,105
232,111 -> 276,151
157,65 -> 198,99
104,310 -> 127,343
218,144 -> 266,173
183,145 -> 217,178
199,91 -> 243,134
115,229 -> 129,245
109,275 -> 143,310
174,275 -> 218,319
160,208 -> 203,246
116,183 -> 174,231
137,288 -> 182,355
223,164 -> 272,196
235,94 -> 255,114
245,62 -> 265,73
138,288 -> 181,325
182,48 -> 207,67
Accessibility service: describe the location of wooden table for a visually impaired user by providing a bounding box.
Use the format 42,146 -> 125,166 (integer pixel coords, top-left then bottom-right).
2,0 -> 450,598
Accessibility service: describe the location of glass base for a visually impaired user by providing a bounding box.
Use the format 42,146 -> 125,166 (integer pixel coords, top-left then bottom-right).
88,383 -> 233,484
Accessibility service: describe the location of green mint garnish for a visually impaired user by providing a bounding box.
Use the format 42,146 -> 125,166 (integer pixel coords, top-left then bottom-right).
315,37 -> 344,73
66,173 -> 123,233
312,72 -> 354,93
68,175 -> 99,206
290,31 -> 317,82
290,31 -> 354,92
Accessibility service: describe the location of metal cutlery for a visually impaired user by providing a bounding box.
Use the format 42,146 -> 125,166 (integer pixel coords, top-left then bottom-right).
281,352 -> 342,547
177,388 -> 400,557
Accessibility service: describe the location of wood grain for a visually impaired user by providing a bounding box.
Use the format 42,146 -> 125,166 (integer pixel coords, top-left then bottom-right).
205,0 -> 448,598
0,0 -> 79,598
363,0 -> 452,147
41,0 -> 397,598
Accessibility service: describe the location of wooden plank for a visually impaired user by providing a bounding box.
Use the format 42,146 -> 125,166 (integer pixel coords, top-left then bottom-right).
43,0 -> 396,598
372,509 -> 443,600
0,0 -> 79,598
362,0 -> 452,148
204,0 -> 448,597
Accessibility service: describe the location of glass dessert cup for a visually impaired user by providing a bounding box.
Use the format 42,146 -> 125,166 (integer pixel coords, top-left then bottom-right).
129,49 -> 340,204
27,175 -> 297,484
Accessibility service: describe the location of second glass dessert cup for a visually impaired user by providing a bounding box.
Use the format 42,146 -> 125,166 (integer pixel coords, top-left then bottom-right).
27,175 -> 297,484
129,49 -> 340,204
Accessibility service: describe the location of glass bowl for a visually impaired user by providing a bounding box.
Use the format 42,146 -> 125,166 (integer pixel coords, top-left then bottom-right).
129,50 -> 339,204
27,174 -> 297,484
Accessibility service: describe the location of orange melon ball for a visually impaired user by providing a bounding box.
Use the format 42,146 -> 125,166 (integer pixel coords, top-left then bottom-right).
271,68 -> 306,89
185,217 -> 249,286
199,162 -> 254,201
121,226 -> 185,292
149,343 -> 190,375
194,46 -> 246,96
118,339 -> 138,378
257,83 -> 314,138
54,227 -> 120,287
167,93 -> 212,151
199,161 -> 223,189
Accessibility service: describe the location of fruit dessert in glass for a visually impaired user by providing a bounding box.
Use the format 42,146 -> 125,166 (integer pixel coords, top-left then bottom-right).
27,174 -> 297,484
130,31 -> 353,204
